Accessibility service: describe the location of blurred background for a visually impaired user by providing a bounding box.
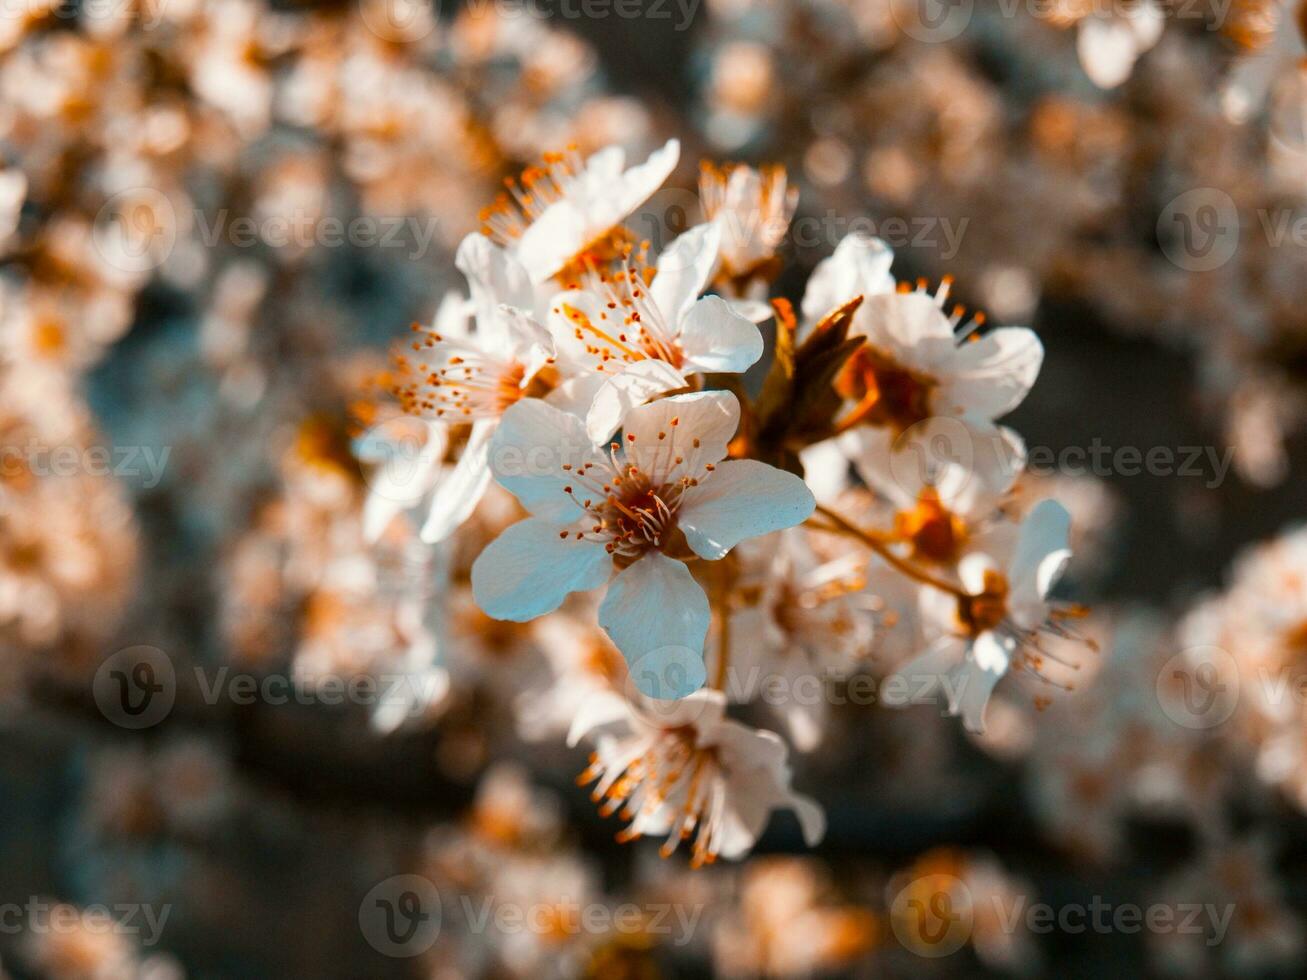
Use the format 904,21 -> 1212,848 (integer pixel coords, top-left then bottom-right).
4,0 -> 1307,976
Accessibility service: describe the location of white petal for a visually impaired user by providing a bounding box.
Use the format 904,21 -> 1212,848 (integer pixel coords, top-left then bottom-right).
623,390 -> 739,485
455,233 -> 534,330
1077,16 -> 1143,89
955,632 -> 1015,734
598,552 -> 709,699
650,223 -> 721,323
677,295 -> 764,375
847,418 -> 1025,515
1007,499 -> 1072,628
585,359 -> 688,445
608,138 -> 680,219
583,145 -> 628,183
859,290 -> 956,367
489,399 -> 603,522
419,419 -> 495,543
882,635 -> 967,707
566,690 -> 634,747
517,202 -> 590,283
471,518 -> 612,621
497,305 -> 556,381
358,419 -> 446,541
710,722 -> 826,854
680,459 -> 816,561
729,298 -> 775,323
1129,0 -> 1165,48
939,327 -> 1043,421
800,232 -> 894,329
798,439 -> 851,504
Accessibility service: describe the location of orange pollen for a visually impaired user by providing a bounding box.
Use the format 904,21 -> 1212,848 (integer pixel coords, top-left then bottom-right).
895,492 -> 967,565
956,570 -> 1009,636
834,343 -> 936,434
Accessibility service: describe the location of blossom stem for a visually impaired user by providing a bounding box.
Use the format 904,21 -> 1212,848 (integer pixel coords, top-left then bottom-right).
810,503 -> 967,598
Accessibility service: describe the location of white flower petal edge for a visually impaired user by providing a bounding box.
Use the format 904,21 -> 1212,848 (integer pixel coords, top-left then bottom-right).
358,419 -> 446,542
455,231 -> 534,331
649,223 -> 721,324
800,232 -> 895,334
517,138 -> 680,283
598,552 -> 710,699
568,689 -> 825,864
680,459 -> 816,561
678,294 -> 764,374
585,359 -> 689,446
939,327 -> 1044,421
471,517 -> 612,622
884,499 -> 1075,734
1007,499 -> 1073,628
419,418 -> 495,543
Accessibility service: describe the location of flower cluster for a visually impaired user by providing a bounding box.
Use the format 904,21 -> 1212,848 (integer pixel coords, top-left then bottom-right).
358,141 -> 1089,864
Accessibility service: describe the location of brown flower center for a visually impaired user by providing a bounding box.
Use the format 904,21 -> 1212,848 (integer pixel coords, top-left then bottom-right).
835,343 -> 936,434
956,570 -> 1009,636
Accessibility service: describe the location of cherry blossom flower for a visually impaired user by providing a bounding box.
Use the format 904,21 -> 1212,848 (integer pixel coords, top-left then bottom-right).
839,278 -> 1041,434
470,390 -> 815,697
885,500 -> 1081,733
549,223 -> 765,442
841,418 -> 1026,568
479,139 -> 680,283
799,232 -> 896,337
388,233 -> 561,543
727,529 -> 874,750
699,162 -> 798,301
568,689 -> 826,865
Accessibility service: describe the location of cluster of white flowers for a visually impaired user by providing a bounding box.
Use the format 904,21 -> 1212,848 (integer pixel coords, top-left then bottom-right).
360,140 -> 1089,864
